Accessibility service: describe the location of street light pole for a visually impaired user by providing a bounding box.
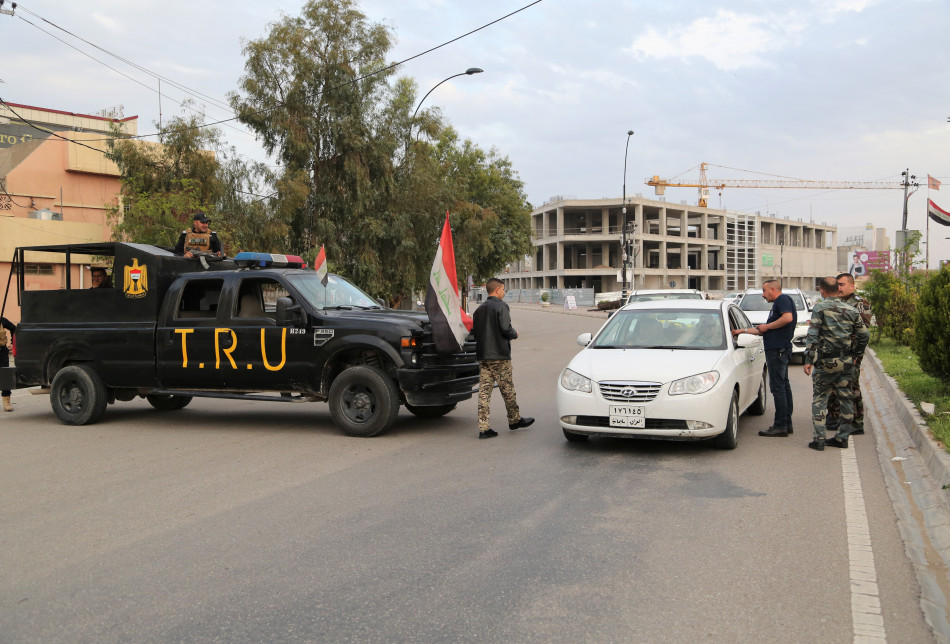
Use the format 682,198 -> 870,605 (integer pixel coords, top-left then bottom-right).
621,130 -> 634,301
406,68 -> 483,156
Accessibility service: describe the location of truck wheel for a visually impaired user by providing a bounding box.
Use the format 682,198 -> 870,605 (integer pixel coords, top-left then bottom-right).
146,394 -> 193,411
50,364 -> 108,426
404,403 -> 456,418
328,365 -> 400,437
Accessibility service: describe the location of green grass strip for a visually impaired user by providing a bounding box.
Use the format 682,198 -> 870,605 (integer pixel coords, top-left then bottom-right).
870,337 -> 950,452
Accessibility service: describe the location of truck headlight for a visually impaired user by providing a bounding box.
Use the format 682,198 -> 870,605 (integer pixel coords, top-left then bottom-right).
669,371 -> 719,395
560,368 -> 592,393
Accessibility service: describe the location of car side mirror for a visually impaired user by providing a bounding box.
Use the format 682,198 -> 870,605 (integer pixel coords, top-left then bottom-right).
577,332 -> 592,347
276,297 -> 305,326
735,333 -> 759,348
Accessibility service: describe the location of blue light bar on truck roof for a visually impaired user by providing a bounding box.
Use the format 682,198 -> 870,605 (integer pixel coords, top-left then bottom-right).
233,252 -> 308,269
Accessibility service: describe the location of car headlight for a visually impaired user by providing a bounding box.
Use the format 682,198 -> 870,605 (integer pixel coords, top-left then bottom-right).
560,368 -> 592,393
669,371 -> 719,395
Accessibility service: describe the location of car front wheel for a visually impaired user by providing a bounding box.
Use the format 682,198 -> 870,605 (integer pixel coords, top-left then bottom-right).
328,365 -> 400,437
712,391 -> 739,450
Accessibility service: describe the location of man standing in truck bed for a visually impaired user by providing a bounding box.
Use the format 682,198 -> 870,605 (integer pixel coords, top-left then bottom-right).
174,212 -> 223,258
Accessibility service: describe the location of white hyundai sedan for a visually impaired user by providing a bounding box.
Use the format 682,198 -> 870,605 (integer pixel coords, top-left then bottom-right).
557,300 -> 768,449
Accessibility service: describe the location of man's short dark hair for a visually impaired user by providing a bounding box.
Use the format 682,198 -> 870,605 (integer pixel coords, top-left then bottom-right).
486,278 -> 504,294
762,279 -> 782,290
819,276 -> 839,295
90,267 -> 106,275
836,273 -> 855,284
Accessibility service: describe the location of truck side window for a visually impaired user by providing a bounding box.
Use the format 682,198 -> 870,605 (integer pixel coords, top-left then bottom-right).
235,278 -> 285,320
176,279 -> 223,319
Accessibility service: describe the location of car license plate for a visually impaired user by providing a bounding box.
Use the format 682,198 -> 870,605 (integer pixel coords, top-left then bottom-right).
609,405 -> 645,428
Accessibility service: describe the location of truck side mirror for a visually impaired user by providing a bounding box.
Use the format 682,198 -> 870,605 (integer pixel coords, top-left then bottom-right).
276,297 -> 304,326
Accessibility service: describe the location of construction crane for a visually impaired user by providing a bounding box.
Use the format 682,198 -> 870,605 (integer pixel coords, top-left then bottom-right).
646,162 -> 905,207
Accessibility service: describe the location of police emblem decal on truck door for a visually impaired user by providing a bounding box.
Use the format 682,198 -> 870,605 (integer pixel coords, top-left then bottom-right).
123,258 -> 148,298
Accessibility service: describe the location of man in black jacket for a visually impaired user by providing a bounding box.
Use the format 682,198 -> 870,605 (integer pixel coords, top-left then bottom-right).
472,278 -> 534,439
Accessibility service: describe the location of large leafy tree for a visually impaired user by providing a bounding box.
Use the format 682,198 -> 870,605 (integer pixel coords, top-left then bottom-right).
228,0 -> 398,288
106,109 -> 288,254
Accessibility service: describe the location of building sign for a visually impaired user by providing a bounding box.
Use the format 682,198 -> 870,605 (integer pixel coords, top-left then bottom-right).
761,254 -> 773,267
0,122 -> 48,149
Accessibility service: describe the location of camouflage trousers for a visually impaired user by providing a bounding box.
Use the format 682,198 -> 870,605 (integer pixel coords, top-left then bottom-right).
478,360 -> 520,431
811,357 -> 855,441
827,358 -> 864,431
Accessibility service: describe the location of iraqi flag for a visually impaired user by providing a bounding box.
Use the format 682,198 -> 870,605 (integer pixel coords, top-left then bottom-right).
425,213 -> 470,354
314,245 -> 328,285
928,199 -> 950,227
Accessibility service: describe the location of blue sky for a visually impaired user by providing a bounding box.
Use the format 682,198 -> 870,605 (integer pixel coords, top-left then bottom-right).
4,0 -> 949,264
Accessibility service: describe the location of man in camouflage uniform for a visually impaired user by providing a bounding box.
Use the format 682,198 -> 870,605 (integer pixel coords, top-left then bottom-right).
472,278 -> 534,439
826,273 -> 873,435
803,276 -> 870,450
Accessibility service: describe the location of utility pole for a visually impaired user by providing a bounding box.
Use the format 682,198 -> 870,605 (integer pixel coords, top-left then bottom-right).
621,130 -> 634,301
899,169 -> 919,276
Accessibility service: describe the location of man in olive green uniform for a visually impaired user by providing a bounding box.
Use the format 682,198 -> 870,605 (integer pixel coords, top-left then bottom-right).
803,276 -> 869,450
826,273 -> 873,435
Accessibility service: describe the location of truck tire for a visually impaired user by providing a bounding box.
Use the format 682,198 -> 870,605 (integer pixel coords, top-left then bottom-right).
146,394 -> 193,411
328,365 -> 400,437
50,364 -> 108,426
404,403 -> 457,418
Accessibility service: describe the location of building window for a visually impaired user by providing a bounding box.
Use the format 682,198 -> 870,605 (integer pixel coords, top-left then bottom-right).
22,264 -> 54,275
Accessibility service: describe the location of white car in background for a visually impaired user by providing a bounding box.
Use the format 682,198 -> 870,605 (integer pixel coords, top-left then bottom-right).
738,288 -> 811,362
557,300 -> 768,449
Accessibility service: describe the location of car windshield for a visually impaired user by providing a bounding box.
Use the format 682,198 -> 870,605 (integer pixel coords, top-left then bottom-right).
286,273 -> 382,310
739,291 -> 807,312
592,309 -> 726,349
627,293 -> 704,302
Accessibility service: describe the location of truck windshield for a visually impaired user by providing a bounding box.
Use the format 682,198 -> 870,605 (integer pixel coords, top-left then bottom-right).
286,273 -> 382,311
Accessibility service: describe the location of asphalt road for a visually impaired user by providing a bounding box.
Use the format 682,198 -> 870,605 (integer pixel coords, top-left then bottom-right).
0,308 -> 935,643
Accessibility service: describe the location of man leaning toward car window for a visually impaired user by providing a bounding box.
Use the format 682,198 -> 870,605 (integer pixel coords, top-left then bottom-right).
730,279 -> 796,437
472,278 -> 534,440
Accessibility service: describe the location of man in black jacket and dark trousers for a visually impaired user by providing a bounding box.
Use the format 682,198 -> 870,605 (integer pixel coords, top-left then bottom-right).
472,278 -> 534,439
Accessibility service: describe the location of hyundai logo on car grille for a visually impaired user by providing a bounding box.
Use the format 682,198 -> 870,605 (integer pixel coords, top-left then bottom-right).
599,381 -> 661,402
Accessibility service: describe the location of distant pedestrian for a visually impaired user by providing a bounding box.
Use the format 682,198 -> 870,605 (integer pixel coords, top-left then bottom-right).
472,278 -> 534,439
826,273 -> 872,436
1,316 -> 16,412
803,277 -> 870,450
731,279 -> 796,437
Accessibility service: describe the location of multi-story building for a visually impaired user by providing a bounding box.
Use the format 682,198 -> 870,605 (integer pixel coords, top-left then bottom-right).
502,196 -> 837,296
0,102 -> 137,322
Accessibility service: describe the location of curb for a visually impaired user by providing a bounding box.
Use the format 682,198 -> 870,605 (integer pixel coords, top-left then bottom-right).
863,347 -> 950,642
864,348 -> 950,489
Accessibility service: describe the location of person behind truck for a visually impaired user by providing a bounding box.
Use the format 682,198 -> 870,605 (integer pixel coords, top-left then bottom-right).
1,316 -> 16,412
174,211 -> 223,259
89,267 -> 112,289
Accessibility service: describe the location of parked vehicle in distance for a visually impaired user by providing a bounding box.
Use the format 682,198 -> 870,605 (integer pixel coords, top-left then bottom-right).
626,288 -> 706,304
738,287 -> 811,362
723,292 -> 743,303
557,299 -> 768,449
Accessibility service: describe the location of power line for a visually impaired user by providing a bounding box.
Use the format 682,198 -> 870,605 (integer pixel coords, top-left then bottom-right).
9,0 -> 545,144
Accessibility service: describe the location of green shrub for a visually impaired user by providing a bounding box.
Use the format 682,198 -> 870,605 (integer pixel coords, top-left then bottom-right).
912,265 -> 950,382
540,291 -> 550,303
862,269 -> 918,343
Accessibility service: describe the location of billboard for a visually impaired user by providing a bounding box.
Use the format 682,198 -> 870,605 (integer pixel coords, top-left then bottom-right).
849,250 -> 890,276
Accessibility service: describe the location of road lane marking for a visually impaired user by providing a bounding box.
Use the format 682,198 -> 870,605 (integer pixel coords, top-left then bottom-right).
841,446 -> 887,643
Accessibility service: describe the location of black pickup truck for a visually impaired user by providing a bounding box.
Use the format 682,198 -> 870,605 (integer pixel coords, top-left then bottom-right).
2,243 -> 479,436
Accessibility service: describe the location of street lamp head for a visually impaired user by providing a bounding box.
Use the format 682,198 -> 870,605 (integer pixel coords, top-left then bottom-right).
627,130 -> 634,136
465,68 -> 484,75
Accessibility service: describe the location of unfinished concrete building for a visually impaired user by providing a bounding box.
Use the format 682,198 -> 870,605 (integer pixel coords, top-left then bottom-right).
502,196 -> 837,296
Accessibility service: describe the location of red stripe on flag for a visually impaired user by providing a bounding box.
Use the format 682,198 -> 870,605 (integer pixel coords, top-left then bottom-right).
928,199 -> 950,227
438,211 -> 459,297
